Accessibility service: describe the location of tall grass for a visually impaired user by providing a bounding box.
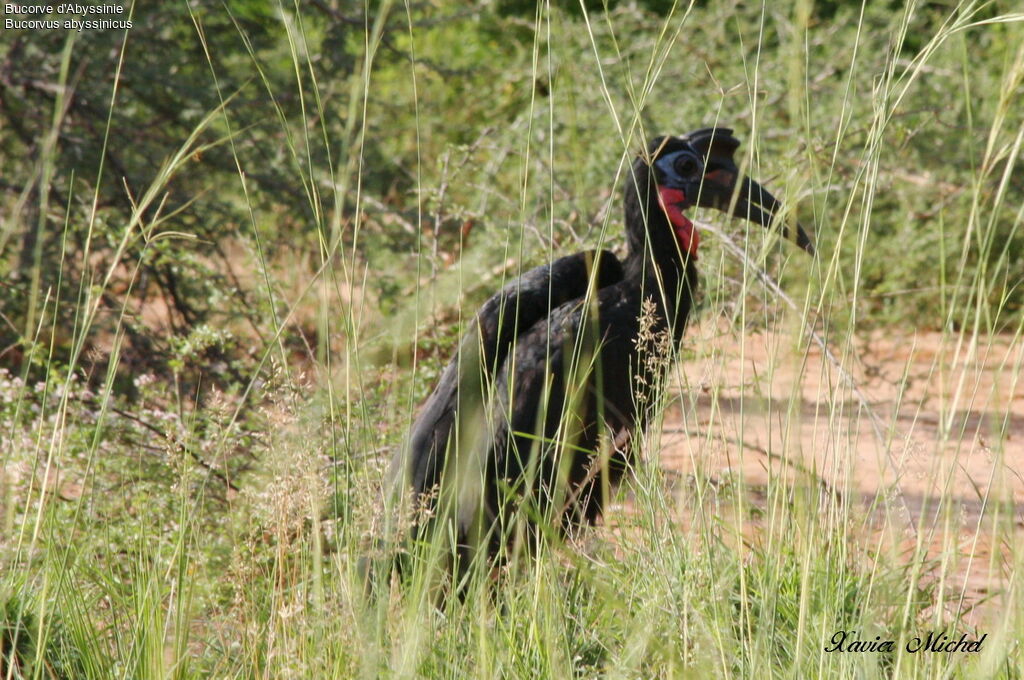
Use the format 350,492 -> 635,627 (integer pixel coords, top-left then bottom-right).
1,0 -> 1023,678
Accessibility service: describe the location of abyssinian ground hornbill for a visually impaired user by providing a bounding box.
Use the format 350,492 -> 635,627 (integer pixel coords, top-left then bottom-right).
385,128 -> 814,579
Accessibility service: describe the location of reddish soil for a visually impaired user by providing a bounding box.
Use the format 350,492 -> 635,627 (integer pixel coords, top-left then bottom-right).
654,320 -> 1023,625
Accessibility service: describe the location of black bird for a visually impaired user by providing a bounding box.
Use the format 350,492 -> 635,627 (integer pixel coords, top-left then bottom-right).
387,128 -> 814,576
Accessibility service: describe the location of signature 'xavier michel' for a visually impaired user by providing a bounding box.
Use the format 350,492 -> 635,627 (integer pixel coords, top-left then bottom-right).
826,630 -> 987,653
388,128 -> 814,579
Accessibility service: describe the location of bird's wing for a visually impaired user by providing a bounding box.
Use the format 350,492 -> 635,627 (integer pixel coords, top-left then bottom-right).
487,285 -> 641,498
395,249 -> 624,497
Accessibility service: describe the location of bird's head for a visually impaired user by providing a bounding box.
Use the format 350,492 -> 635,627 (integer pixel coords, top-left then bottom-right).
641,128 -> 815,258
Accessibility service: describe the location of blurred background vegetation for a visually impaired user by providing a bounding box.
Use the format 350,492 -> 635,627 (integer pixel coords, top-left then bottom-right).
1,0 -> 1022,677
3,0 -> 1020,391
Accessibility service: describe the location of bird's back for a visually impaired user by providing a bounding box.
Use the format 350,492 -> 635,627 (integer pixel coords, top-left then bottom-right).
393,249 -> 625,501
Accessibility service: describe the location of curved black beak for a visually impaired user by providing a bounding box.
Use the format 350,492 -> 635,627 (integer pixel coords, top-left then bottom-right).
696,169 -> 815,256
734,176 -> 815,255
679,127 -> 814,256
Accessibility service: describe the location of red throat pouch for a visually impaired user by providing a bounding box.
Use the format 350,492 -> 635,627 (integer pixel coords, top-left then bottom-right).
656,186 -> 699,259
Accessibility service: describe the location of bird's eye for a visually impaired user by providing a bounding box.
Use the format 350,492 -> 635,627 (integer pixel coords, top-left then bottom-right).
674,154 -> 702,177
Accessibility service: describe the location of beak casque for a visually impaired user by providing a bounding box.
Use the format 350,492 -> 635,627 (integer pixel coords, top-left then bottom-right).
684,127 -> 815,256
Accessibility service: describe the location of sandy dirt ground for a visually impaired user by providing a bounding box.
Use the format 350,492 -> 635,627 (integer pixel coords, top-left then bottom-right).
651,320 -> 1023,625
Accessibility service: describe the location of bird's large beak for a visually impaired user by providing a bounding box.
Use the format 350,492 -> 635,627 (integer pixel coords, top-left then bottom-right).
698,168 -> 815,256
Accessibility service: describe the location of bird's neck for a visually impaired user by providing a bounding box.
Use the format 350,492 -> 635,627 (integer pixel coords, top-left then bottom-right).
655,186 -> 700,258
623,180 -> 698,338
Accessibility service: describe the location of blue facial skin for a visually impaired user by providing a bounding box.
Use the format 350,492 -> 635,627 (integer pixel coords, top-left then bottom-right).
654,148 -> 704,199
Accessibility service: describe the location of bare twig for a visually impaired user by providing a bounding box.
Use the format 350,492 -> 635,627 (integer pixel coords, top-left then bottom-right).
662,427 -> 841,501
106,403 -> 241,492
361,194 -> 417,235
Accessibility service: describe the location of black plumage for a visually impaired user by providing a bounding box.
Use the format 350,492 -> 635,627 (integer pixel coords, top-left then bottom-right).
388,128 -> 814,574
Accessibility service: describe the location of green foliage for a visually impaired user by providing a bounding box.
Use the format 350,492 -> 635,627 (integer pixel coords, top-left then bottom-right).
0,580 -> 95,680
0,0 -> 1022,677
3,0 -> 1021,391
